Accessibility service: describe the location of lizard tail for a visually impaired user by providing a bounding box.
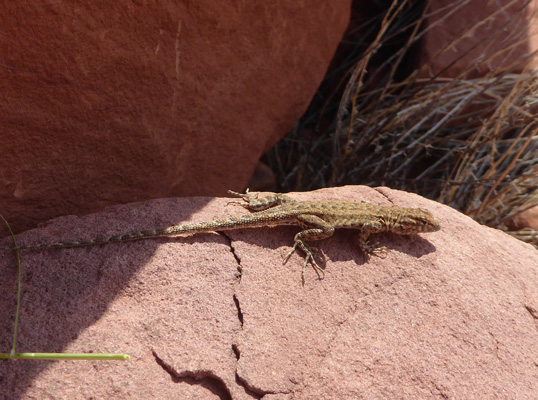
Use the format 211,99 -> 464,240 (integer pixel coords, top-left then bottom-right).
0,212 -> 284,251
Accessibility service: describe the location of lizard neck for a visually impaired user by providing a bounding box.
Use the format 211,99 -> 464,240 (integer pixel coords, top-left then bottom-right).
384,209 -> 399,232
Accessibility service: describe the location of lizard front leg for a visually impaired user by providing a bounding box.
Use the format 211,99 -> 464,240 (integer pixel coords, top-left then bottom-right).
357,227 -> 388,257
227,189 -> 296,211
283,214 -> 335,283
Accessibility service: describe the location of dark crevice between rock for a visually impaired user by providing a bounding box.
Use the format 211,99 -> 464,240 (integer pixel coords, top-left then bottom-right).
233,294 -> 244,327
230,328 -> 265,398
152,350 -> 232,400
525,305 -> 538,320
213,233 -> 275,398
220,232 -> 243,279
235,373 -> 264,399
235,370 -> 288,398
231,343 -> 240,360
231,294 -> 265,397
524,305 -> 538,334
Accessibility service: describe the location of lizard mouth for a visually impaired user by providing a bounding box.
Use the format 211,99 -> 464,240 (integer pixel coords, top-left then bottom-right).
424,220 -> 441,232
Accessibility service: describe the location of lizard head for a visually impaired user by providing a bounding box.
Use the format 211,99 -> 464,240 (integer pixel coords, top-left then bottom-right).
390,208 -> 441,235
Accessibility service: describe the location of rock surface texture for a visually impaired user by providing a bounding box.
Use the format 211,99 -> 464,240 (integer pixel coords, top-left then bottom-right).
0,1 -> 351,234
1,186 -> 537,399
421,0 -> 538,76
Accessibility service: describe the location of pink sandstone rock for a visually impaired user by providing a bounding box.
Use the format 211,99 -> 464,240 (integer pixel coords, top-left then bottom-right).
0,1 -> 351,234
421,0 -> 538,77
506,205 -> 538,231
1,186 -> 537,399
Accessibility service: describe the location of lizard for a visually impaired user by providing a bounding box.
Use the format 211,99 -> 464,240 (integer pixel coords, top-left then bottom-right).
1,190 -> 441,282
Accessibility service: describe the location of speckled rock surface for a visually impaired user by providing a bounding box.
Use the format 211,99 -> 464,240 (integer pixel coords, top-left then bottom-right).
0,1 -> 351,234
1,186 -> 537,399
421,0 -> 538,76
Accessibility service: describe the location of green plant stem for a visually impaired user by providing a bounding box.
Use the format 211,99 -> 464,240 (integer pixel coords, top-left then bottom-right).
0,353 -> 130,360
1,214 -> 130,361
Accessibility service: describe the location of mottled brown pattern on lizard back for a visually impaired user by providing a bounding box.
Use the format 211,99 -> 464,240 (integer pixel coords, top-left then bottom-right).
249,200 -> 439,233
2,190 -> 441,282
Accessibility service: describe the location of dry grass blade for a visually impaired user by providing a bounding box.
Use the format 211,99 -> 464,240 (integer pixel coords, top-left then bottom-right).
266,0 -> 538,247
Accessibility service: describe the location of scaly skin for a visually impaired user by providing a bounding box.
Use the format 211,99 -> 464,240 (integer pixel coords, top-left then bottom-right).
1,190 -> 441,282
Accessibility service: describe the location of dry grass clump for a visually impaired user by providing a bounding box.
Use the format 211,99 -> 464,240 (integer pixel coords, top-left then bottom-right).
266,0 -> 538,247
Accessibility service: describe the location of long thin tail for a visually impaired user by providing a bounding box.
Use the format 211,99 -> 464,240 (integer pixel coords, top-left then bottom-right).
1,212 -> 283,251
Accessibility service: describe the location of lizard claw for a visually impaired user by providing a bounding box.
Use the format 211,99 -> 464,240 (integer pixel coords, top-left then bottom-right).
359,240 -> 387,258
304,254 -> 325,283
226,200 -> 247,207
283,243 -> 298,264
371,245 -> 388,258
227,189 -> 255,208
284,241 -> 325,285
227,189 -> 250,198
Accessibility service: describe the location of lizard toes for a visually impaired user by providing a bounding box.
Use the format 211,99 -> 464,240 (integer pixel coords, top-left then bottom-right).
308,256 -> 325,280
359,241 -> 387,258
226,200 -> 247,207
372,245 -> 388,258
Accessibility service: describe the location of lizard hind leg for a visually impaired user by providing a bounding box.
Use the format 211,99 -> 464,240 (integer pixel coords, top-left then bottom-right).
283,239 -> 324,284
227,188 -> 254,202
287,215 -> 335,283
357,232 -> 388,258
227,189 -> 294,211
